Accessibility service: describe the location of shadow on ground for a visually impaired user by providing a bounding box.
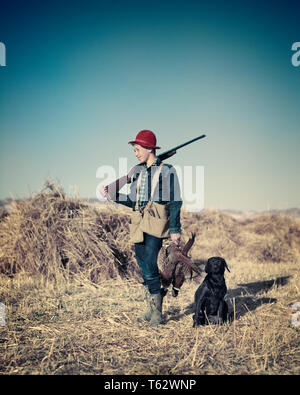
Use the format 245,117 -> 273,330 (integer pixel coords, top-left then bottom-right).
225,275 -> 290,320
165,276 -> 290,324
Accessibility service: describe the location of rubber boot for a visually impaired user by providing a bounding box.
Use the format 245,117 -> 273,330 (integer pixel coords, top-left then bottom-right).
149,292 -> 163,327
137,287 -> 152,322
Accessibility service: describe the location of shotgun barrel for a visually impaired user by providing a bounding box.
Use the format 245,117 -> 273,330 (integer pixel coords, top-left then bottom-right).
158,134 -> 206,161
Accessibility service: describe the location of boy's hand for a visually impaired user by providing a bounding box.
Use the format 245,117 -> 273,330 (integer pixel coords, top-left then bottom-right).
170,233 -> 181,246
99,186 -> 111,201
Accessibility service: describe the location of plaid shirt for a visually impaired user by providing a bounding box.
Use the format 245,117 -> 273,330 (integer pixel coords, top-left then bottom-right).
113,157 -> 182,234
136,158 -> 160,210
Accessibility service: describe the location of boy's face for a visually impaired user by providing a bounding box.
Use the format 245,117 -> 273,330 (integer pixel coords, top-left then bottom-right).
133,144 -> 153,163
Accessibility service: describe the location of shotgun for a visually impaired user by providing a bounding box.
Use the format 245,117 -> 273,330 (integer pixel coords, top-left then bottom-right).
158,134 -> 206,161
103,134 -> 206,199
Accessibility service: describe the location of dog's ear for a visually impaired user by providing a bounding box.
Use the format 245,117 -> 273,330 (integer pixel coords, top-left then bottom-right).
223,260 -> 230,272
219,258 -> 230,274
205,259 -> 211,273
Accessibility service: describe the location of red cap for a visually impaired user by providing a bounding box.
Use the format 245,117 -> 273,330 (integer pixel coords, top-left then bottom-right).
128,130 -> 161,149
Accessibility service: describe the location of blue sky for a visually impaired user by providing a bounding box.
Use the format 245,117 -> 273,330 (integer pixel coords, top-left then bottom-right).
0,0 -> 299,210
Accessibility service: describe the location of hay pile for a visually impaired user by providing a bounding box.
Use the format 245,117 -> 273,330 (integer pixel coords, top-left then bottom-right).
0,181 -> 139,282
182,209 -> 300,264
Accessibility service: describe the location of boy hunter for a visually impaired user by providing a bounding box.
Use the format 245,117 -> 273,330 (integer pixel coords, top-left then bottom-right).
101,130 -> 182,326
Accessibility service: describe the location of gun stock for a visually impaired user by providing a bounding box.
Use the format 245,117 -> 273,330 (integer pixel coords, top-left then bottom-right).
158,149 -> 177,161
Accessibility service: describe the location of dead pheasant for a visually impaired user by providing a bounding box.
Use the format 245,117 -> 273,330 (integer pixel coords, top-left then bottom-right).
158,233 -> 202,297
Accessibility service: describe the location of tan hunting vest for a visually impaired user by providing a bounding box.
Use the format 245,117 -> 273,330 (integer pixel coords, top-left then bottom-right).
129,163 -> 170,243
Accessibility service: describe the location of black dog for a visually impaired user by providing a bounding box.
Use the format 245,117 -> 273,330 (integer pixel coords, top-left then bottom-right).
193,257 -> 230,327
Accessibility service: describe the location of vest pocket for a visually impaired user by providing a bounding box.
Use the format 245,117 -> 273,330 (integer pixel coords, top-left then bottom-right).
129,211 -> 144,243
139,202 -> 170,238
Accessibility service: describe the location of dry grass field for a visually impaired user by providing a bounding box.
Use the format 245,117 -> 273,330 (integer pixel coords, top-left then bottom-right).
0,182 -> 299,375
